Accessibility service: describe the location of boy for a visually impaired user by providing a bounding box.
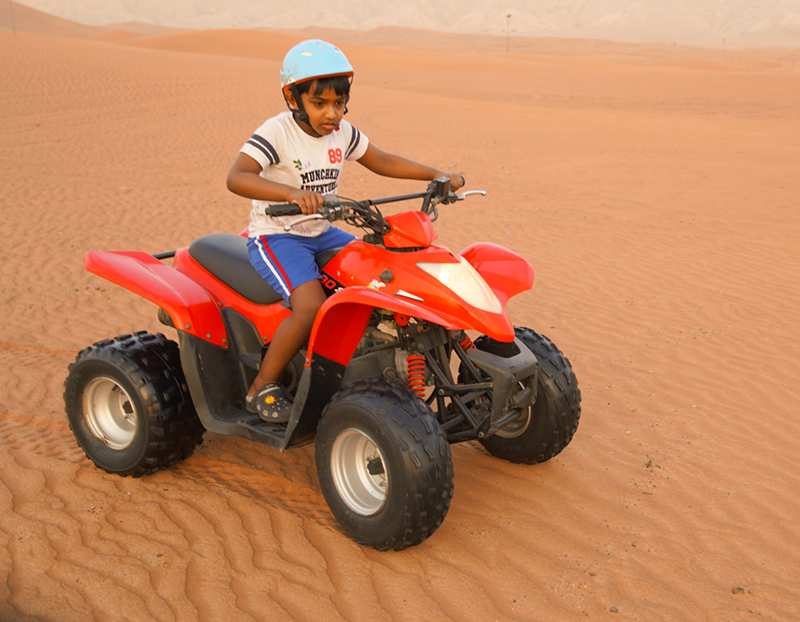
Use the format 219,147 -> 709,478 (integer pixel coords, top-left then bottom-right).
226,39 -> 464,422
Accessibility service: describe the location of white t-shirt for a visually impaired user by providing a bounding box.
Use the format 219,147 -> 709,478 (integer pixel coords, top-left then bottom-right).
240,112 -> 369,237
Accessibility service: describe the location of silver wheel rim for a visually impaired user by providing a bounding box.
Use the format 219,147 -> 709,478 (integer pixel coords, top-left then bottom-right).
496,405 -> 532,438
330,428 -> 388,516
496,381 -> 533,439
82,377 -> 138,450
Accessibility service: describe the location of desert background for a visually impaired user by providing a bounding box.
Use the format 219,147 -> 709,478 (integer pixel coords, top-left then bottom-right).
2,1 -> 800,620
11,0 -> 800,47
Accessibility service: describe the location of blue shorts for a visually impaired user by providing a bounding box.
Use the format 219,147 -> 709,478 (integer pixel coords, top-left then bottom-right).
247,226 -> 355,301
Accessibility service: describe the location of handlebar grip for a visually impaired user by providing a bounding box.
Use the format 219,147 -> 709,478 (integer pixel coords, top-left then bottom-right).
265,203 -> 301,217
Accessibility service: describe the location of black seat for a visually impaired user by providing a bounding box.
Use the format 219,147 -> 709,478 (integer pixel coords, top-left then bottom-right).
189,234 -> 342,305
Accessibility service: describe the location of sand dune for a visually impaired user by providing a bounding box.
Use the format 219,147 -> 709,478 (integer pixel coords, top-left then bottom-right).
0,2 -> 180,39
104,21 -> 184,36
12,0 -> 800,46
1,8 -> 800,622
0,0 -> 95,36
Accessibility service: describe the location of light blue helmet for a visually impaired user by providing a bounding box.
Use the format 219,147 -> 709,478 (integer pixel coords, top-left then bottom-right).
280,39 -> 353,89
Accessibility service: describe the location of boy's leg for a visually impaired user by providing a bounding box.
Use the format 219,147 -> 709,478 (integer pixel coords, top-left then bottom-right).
247,280 -> 326,398
245,230 -> 352,416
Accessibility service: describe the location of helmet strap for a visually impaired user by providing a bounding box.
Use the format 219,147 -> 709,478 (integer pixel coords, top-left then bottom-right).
292,108 -> 310,125
283,85 -> 310,125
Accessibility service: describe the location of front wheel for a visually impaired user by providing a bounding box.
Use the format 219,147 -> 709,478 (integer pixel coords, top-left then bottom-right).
478,327 -> 581,464
315,380 -> 453,550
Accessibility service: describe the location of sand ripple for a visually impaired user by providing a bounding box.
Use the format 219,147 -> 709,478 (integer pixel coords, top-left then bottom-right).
1,14 -> 800,621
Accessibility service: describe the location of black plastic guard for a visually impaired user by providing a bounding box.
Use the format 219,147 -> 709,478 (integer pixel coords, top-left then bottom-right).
465,337 -> 538,423
282,354 -> 345,449
179,331 -> 287,448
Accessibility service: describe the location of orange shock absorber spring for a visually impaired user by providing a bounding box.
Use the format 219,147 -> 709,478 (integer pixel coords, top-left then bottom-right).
459,334 -> 474,351
406,353 -> 427,398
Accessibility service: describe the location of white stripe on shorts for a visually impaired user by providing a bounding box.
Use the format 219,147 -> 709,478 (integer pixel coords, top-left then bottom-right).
255,237 -> 291,299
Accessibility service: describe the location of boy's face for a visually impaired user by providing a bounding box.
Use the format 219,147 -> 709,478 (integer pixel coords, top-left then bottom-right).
292,81 -> 347,136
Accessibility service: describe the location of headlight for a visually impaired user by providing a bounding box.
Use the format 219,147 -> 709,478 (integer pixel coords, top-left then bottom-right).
417,257 -> 502,313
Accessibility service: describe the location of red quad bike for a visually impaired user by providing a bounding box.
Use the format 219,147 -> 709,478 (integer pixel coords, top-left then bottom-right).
64,178 -> 581,550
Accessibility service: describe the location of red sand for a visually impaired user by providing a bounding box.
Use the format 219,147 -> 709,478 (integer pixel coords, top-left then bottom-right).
1,5 -> 799,621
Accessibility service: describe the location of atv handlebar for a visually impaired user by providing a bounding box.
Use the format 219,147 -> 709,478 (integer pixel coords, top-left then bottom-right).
265,203 -> 304,217
265,178 -> 487,233
265,194 -> 344,218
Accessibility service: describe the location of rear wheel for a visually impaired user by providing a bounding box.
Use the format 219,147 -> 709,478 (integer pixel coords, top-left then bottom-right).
475,327 -> 581,464
64,331 -> 204,477
315,379 -> 453,550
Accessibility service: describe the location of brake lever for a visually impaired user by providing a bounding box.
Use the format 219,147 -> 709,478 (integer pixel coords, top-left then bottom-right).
436,189 -> 488,207
282,214 -> 323,232
455,189 -> 488,200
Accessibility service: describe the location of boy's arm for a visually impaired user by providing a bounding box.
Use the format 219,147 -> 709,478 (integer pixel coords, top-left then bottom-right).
357,144 -> 464,191
226,153 -> 323,214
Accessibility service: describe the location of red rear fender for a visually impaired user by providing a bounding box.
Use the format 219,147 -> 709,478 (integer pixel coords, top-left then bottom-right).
461,242 -> 535,304
85,250 -> 226,347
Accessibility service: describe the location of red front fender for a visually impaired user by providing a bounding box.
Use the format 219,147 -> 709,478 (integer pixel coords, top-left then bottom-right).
306,281 -> 520,365
85,250 -> 227,347
305,286 -> 465,366
461,242 -> 535,304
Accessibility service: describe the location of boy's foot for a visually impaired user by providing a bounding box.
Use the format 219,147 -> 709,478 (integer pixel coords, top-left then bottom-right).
246,383 -> 292,423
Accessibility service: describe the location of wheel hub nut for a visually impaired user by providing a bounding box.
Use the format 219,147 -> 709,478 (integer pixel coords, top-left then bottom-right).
367,457 -> 384,475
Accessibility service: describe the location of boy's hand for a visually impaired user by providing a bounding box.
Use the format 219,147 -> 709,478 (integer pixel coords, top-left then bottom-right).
447,173 -> 466,192
286,189 -> 324,215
